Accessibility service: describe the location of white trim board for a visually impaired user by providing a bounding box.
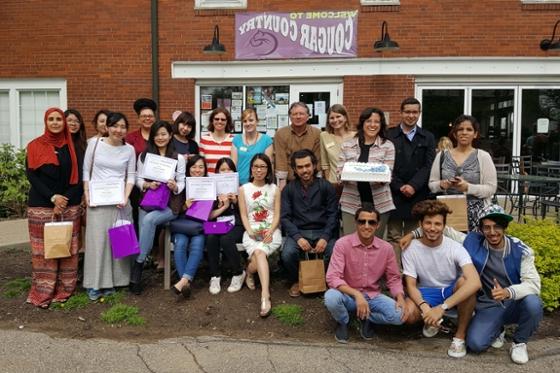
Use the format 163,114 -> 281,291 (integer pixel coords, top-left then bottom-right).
173,57 -> 560,80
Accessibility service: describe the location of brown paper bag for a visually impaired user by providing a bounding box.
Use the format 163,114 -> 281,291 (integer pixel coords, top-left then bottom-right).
44,221 -> 73,259
298,254 -> 327,294
437,194 -> 468,232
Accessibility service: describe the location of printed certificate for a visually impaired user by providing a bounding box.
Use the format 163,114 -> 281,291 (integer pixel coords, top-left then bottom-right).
186,177 -> 217,200
210,172 -> 239,195
89,179 -> 124,206
141,153 -> 177,182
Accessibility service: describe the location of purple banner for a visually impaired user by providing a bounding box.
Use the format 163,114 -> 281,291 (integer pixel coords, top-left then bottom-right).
235,11 -> 358,60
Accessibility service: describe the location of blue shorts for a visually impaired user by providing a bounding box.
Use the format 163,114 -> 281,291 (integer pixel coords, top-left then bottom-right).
419,281 -> 456,307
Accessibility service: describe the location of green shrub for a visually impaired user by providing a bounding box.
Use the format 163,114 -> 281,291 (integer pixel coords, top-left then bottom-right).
271,304 -> 304,326
508,219 -> 560,311
101,304 -> 145,326
0,144 -> 29,218
50,292 -> 90,311
2,277 -> 31,298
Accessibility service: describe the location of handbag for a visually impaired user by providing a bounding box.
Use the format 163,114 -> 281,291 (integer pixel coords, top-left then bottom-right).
44,215 -> 73,259
140,184 -> 171,211
298,252 -> 327,294
185,200 -> 214,222
169,216 -> 204,236
107,210 -> 140,259
203,221 -> 234,235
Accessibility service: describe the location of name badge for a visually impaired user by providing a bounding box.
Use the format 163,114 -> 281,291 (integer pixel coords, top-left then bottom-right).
326,142 -> 335,149
240,146 -> 248,152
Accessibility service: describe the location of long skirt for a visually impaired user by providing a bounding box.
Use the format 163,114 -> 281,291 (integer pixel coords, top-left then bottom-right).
27,205 -> 81,307
83,204 -> 132,290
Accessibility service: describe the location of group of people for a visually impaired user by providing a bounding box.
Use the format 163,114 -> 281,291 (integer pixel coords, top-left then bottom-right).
24,96 -> 541,364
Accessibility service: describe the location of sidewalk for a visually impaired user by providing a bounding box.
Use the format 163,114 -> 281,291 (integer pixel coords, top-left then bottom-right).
0,219 -> 29,249
0,329 -> 558,373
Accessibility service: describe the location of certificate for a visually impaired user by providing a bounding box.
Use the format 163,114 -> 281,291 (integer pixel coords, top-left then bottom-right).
90,179 -> 124,206
186,177 -> 217,200
141,153 -> 177,182
210,172 -> 239,195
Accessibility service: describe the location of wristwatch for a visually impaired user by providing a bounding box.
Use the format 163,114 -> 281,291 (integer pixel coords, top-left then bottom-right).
441,302 -> 449,311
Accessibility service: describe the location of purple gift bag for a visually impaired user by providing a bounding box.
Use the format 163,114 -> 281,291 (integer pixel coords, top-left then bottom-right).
140,184 -> 170,211
203,221 -> 234,235
108,222 -> 140,259
185,200 -> 214,222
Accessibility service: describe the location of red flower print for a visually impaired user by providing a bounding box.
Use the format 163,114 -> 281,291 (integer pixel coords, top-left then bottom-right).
253,209 -> 268,222
252,191 -> 262,200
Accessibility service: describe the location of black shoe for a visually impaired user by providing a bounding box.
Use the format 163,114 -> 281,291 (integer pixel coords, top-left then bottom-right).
129,261 -> 144,295
359,319 -> 375,340
335,322 -> 349,344
181,282 -> 191,299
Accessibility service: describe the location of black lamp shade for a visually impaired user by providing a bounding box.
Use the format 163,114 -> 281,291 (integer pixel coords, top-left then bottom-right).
204,25 -> 226,54
540,20 -> 560,52
374,21 -> 400,52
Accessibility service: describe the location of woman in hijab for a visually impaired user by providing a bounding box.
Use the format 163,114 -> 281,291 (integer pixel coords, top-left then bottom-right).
25,107 -> 83,308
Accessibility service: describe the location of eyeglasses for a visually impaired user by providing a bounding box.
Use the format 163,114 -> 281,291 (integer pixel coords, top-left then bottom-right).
252,165 -> 268,170
357,219 -> 378,226
214,117 -> 227,122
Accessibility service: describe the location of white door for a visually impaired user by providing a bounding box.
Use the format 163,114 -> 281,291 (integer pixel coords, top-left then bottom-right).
290,83 -> 342,129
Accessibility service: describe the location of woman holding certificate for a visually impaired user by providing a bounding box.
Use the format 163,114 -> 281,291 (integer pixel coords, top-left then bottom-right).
199,108 -> 234,174
129,121 -> 186,294
25,108 -> 82,308
82,112 -> 136,301
238,154 -> 282,317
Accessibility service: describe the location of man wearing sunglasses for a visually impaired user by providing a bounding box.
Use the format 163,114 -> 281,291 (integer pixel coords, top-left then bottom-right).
324,203 -> 407,343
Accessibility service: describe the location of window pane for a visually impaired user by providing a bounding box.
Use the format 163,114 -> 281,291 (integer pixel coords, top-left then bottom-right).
421,89 -> 464,142
521,89 -> 560,162
246,86 -> 290,132
0,92 -> 10,144
472,89 -> 514,162
200,86 -> 243,133
19,90 -> 60,147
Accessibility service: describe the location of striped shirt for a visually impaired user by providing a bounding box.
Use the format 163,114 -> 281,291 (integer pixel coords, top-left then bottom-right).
199,133 -> 234,174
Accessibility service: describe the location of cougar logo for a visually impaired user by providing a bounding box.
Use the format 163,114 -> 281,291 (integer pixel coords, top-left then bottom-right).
249,30 -> 278,56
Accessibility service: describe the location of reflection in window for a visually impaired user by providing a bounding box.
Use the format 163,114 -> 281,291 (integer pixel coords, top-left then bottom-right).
521,89 -> 560,162
246,86 -> 290,133
19,90 -> 60,147
199,86 -> 243,133
0,92 -> 9,144
420,89 -> 464,143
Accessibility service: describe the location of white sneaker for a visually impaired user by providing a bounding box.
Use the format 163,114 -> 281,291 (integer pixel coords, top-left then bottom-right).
491,330 -> 506,349
422,324 -> 439,338
447,337 -> 467,358
209,276 -> 221,295
510,342 -> 529,364
227,271 -> 246,293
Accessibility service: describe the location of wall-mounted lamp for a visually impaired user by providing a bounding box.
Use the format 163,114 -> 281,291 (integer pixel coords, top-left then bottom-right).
203,25 -> 226,54
373,21 -> 400,52
540,20 -> 560,51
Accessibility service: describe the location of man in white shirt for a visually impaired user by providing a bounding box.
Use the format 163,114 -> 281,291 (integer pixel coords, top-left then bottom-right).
402,200 -> 481,359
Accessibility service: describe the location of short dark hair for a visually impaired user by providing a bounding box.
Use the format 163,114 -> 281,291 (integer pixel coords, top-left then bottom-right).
400,97 -> 421,112
479,216 -> 510,231
106,112 -> 129,130
92,109 -> 111,133
173,111 -> 196,139
186,154 -> 208,177
249,153 -> 274,184
354,203 -> 380,221
451,114 -> 480,143
288,101 -> 310,116
215,157 -> 237,174
290,148 -> 317,173
141,120 -> 176,162
356,107 -> 388,144
412,200 -> 452,225
208,107 -> 233,133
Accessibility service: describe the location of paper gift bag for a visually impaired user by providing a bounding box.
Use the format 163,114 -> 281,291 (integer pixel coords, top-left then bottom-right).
437,194 -> 468,232
185,200 -> 214,222
108,220 -> 140,259
203,221 -> 234,235
140,184 -> 170,211
44,221 -> 73,259
298,253 -> 327,294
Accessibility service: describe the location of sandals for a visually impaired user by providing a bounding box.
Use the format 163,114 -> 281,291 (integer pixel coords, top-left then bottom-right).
245,272 -> 256,290
260,297 -> 271,318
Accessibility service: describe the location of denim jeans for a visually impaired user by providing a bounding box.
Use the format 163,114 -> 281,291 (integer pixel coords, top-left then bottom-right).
173,233 -> 205,281
281,229 -> 335,283
136,207 -> 176,263
324,288 -> 404,325
467,294 -> 543,352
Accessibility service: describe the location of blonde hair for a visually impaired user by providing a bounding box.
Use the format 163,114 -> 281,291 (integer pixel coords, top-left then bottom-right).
326,104 -> 350,134
242,108 -> 258,122
437,136 -> 453,152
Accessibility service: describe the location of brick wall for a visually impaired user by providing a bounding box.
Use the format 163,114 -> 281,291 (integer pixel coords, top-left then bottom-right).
1,0 -> 558,135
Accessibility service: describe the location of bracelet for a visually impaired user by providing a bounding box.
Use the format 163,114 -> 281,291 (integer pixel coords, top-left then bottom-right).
418,301 -> 428,308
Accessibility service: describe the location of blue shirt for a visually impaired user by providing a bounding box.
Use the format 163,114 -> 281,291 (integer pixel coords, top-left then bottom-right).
400,124 -> 417,142
232,133 -> 273,185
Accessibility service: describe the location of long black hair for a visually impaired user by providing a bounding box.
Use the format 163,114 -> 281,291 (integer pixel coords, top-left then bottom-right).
140,120 -> 176,162
64,108 -> 87,155
249,153 -> 274,184
356,107 -> 388,145
215,157 -> 237,174
186,154 -> 208,177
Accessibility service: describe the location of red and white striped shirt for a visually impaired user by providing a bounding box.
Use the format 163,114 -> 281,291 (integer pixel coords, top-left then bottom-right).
199,133 -> 234,174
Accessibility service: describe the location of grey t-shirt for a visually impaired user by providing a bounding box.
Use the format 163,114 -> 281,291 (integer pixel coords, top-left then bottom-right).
478,241 -> 513,307
402,236 -> 473,288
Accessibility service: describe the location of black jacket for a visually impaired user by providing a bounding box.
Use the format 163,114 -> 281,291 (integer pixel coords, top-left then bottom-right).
387,125 -> 435,219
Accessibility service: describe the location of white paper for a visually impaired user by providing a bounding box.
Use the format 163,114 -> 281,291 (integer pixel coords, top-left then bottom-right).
141,153 -> 177,183
267,116 -> 278,129
306,104 -> 314,117
256,105 -> 267,119
231,92 -> 243,100
201,112 -> 210,132
314,101 -> 326,115
185,177 -> 217,200
537,118 -> 550,134
209,172 -> 239,194
276,104 -> 289,115
90,179 -> 125,206
278,115 -> 289,128
317,113 -> 327,128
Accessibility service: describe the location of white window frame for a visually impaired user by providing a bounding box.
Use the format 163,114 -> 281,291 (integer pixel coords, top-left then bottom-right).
361,0 -> 400,5
194,0 -> 247,9
521,0 -> 560,3
0,79 -> 67,147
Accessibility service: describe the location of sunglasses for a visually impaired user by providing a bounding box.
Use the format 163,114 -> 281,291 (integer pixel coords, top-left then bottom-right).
357,219 -> 378,226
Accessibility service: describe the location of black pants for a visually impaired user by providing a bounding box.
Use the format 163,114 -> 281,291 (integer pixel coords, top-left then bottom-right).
206,225 -> 245,277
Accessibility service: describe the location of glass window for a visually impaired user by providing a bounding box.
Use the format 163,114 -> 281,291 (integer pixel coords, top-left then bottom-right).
0,92 -> 9,144
199,86 -> 243,133
194,0 -> 247,9
19,90 -> 60,147
521,89 -> 560,162
246,85 -> 290,132
420,89 -> 464,142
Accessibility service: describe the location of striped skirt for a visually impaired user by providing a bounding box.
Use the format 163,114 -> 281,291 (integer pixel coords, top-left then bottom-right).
27,205 -> 81,307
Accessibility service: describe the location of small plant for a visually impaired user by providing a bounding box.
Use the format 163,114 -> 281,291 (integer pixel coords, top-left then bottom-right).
2,277 -> 31,298
102,290 -> 125,306
271,304 -> 304,326
101,304 -> 145,326
50,292 -> 89,311
0,144 -> 29,218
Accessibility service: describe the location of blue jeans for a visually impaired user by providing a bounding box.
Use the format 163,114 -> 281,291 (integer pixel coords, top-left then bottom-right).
137,207 -> 177,263
324,288 -> 404,326
173,233 -> 205,281
467,294 -> 543,352
281,230 -> 335,283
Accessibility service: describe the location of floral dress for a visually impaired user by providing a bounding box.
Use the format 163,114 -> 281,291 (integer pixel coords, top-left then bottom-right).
241,182 -> 282,257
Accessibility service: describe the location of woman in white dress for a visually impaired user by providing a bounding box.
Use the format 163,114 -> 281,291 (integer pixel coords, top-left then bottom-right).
238,153 -> 282,317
